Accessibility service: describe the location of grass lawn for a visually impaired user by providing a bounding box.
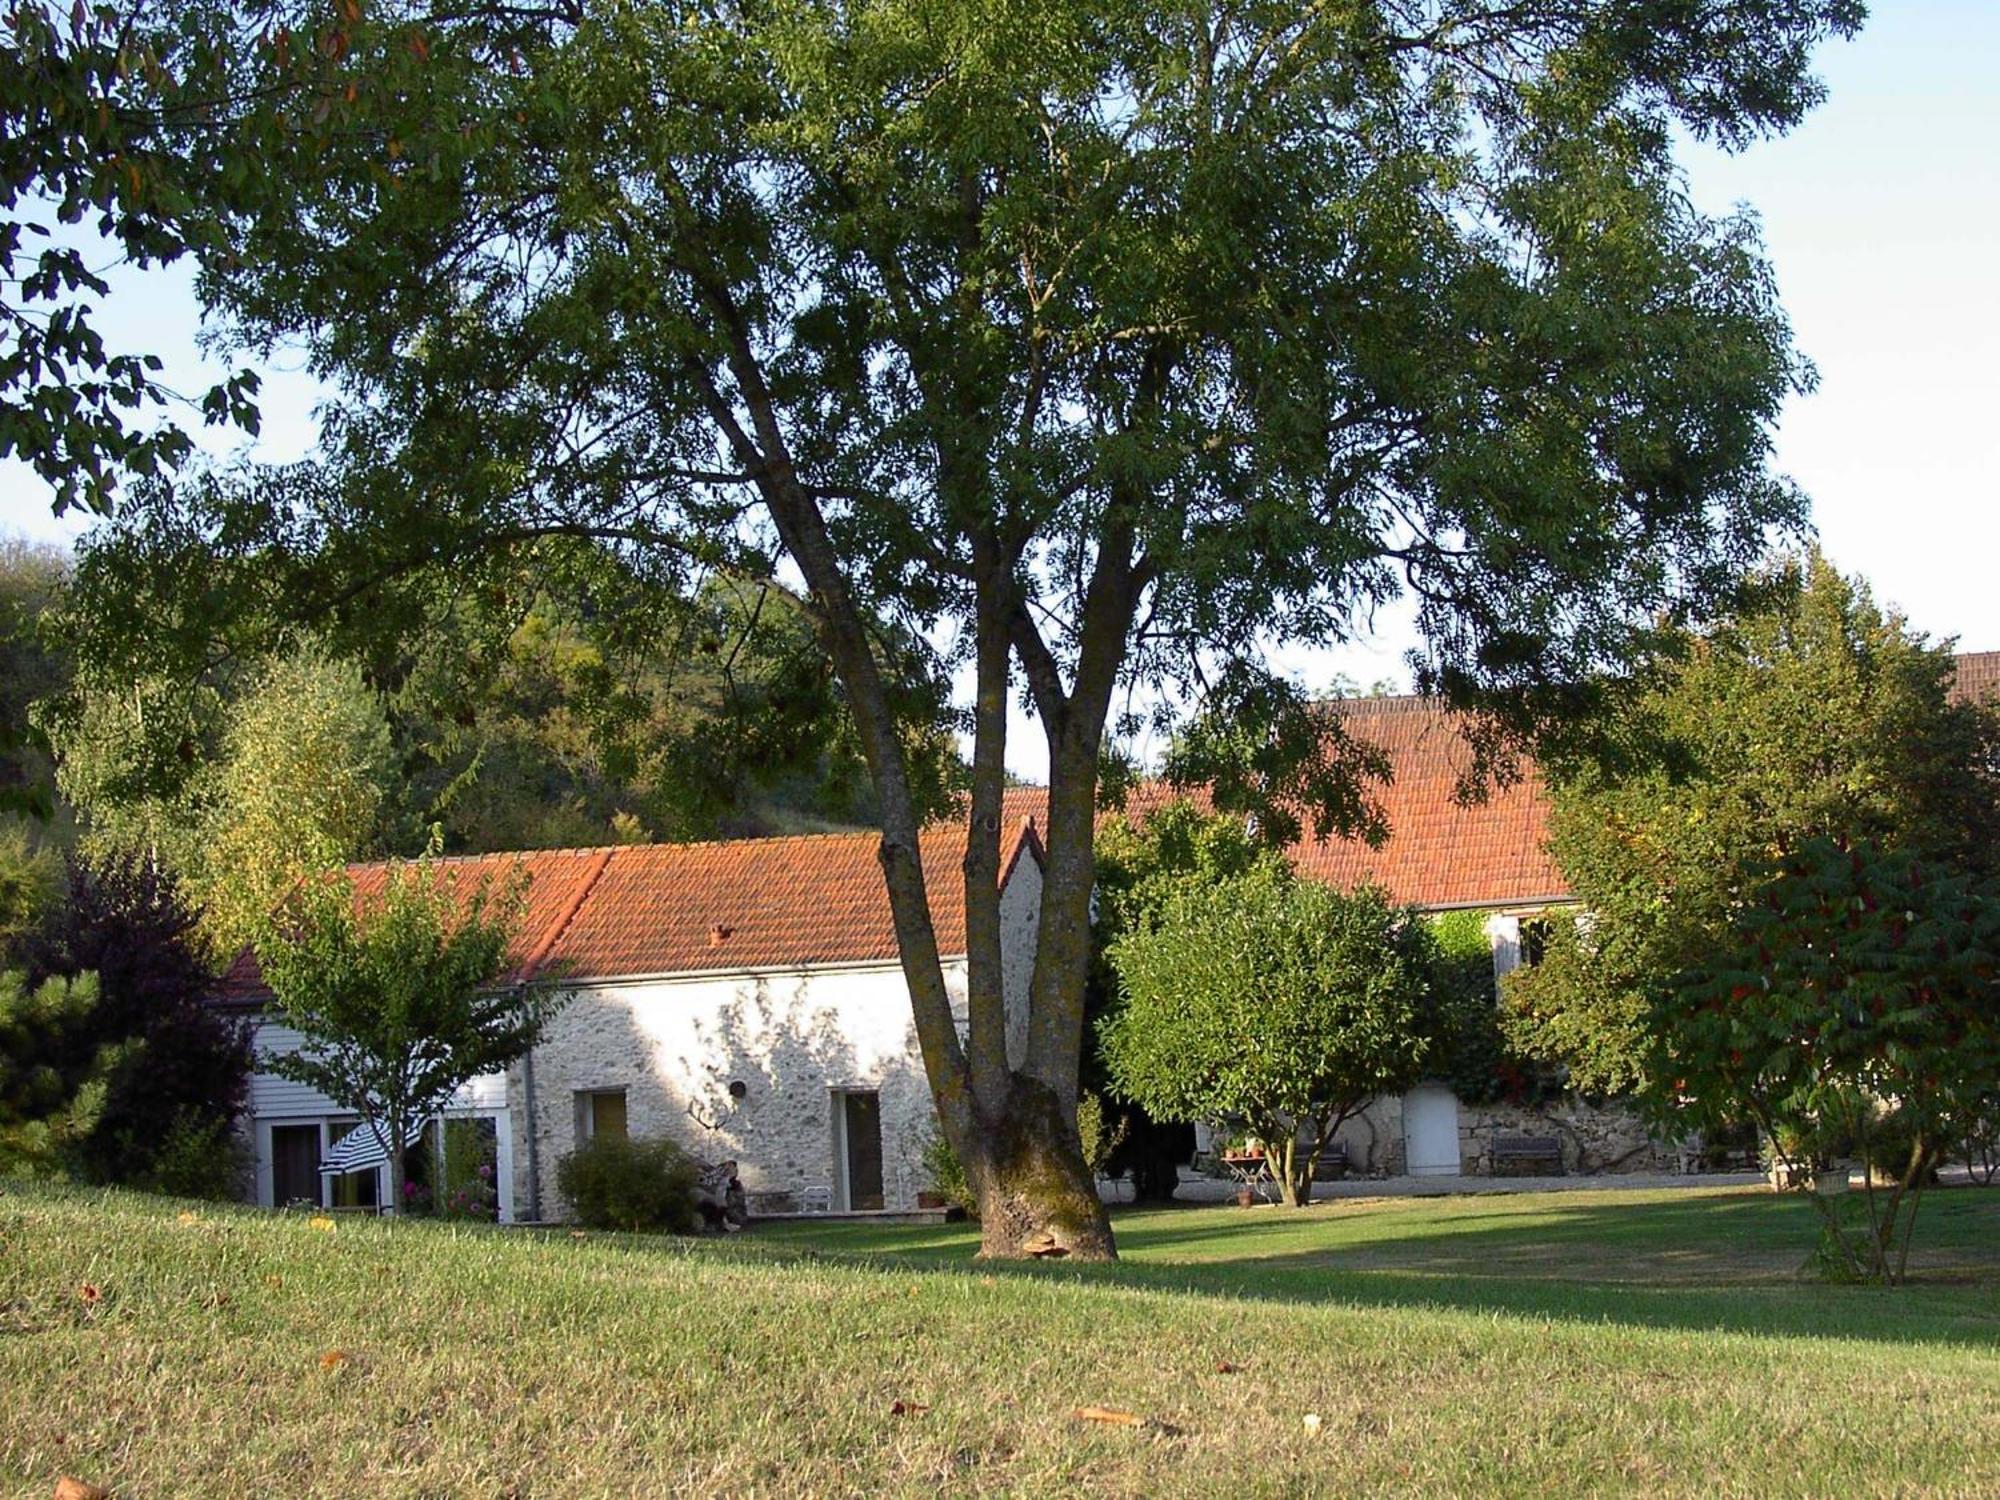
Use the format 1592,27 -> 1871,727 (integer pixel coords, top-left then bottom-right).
4,1181 -> 1999,1497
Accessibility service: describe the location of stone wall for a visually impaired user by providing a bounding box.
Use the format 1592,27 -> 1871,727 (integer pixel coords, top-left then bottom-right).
515,960 -> 962,1219
1327,1090 -> 1670,1176
511,849 -> 1044,1219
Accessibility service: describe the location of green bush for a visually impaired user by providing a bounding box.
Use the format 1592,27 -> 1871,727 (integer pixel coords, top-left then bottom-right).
141,1110 -> 256,1202
555,1134 -> 701,1233
917,1118 -> 977,1219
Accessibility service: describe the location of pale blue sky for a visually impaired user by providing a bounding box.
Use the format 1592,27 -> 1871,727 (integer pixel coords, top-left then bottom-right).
5,5 -> 1996,780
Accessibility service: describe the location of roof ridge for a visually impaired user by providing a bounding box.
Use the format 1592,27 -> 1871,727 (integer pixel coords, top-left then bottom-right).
516,846 -> 614,982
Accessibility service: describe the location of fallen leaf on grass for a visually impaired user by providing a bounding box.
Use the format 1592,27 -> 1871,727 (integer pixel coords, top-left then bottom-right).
307,1216 -> 336,1233
54,1477 -> 111,1500
889,1400 -> 929,1417
76,1283 -> 102,1306
1074,1407 -> 1147,1428
1215,1361 -> 1243,1374
1302,1413 -> 1322,1435
176,1210 -> 200,1226
319,1349 -> 350,1371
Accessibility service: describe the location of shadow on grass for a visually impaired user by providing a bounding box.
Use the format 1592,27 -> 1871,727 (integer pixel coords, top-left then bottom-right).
738,1185 -> 2000,1351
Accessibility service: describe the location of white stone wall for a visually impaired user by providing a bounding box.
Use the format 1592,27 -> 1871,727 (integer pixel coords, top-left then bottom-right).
518,959 -> 971,1218
1326,1091 -> 1668,1176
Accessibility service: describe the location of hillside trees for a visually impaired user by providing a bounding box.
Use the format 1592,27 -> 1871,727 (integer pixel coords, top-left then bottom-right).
62,0 -> 1857,1255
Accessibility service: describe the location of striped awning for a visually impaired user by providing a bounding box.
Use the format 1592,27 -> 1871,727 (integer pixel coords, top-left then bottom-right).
319,1119 -> 428,1177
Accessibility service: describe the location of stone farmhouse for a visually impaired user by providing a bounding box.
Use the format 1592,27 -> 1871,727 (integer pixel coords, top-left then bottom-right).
226,656 -> 2000,1219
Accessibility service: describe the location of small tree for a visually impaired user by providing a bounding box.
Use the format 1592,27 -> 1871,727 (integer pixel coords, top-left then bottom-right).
22,854 -> 253,1192
256,859 -> 566,1213
1658,836 -> 2000,1284
0,967 -> 114,1176
1103,868 -> 1432,1207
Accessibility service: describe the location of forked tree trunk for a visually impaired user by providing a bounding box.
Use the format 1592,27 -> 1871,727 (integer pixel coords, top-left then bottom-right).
958,1078 -> 1117,1260
712,335 -> 1140,1261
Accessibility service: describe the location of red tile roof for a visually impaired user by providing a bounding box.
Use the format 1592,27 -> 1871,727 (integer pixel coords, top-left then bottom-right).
995,695 -> 1564,911
226,653 -> 1997,996
221,818 -> 1044,999
1953,651 -> 2000,704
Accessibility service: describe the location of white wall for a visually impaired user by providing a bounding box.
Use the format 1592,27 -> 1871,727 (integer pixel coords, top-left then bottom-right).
522,959 -> 971,1217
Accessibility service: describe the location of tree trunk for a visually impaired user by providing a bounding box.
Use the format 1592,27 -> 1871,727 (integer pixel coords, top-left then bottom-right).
1279,1136 -> 1313,1208
959,1078 -> 1116,1260
382,1113 -> 407,1218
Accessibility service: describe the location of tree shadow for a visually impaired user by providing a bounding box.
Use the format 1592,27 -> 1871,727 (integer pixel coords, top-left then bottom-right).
740,1184 -> 2000,1350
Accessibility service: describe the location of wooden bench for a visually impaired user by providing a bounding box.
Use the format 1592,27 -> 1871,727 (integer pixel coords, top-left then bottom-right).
1491,1135 -> 1564,1176
1312,1141 -> 1350,1182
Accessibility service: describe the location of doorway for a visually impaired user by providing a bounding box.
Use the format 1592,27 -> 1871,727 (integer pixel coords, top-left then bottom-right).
836,1090 -> 884,1211
1403,1085 -> 1462,1177
271,1124 -> 322,1207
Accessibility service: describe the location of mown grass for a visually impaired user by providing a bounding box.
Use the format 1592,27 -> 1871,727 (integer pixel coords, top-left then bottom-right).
4,1181 -> 1999,1497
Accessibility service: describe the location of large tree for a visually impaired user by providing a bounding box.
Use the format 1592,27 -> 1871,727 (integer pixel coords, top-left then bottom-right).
1506,554 -> 2000,1096
71,0 -> 1855,1255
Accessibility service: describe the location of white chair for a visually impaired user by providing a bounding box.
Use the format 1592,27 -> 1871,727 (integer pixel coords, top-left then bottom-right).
798,1183 -> 832,1215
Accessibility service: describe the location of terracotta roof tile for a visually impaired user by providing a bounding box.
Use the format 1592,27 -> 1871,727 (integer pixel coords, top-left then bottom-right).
221,819 -> 1044,998
996,696 -> 1564,911
1952,651 -> 2000,704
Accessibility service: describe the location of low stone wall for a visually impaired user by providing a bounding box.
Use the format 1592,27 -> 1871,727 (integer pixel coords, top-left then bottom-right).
1328,1091 -> 1672,1177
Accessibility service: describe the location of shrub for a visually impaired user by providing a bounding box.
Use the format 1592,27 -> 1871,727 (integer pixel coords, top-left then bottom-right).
142,1110 -> 256,1202
556,1134 -> 701,1233
917,1117 -> 977,1219
1076,1091 -> 1128,1179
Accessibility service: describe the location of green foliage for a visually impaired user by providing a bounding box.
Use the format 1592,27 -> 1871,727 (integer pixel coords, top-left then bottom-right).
56,529 -> 910,862
555,1134 -> 702,1234
196,646 -> 394,960
916,1116 -> 978,1220
0,826 -> 60,961
0,966 -> 111,1176
1422,909 -> 1550,1108
1075,1091 -> 1128,1181
1508,555 -> 2000,1096
256,857 -> 566,1210
21,853 -> 252,1190
141,1108 -> 256,1202
0,3 -> 265,516
1500,910 -> 1654,1098
0,537 -> 69,821
1103,868 -> 1432,1206
1660,836 -> 2000,1284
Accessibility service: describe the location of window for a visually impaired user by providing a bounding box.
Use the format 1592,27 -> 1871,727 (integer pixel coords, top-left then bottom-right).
576,1088 -> 628,1143
1519,918 -> 1551,969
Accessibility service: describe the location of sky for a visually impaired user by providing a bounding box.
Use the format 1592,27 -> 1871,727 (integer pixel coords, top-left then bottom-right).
4,3 -> 1997,783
